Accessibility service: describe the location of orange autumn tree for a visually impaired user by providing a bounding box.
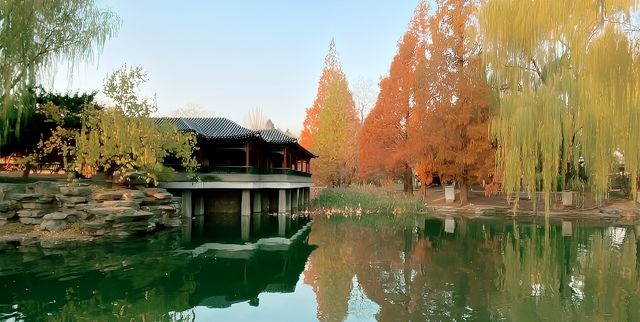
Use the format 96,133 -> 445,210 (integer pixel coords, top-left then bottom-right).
358,0 -> 429,193
301,40 -> 359,186
409,0 -> 495,204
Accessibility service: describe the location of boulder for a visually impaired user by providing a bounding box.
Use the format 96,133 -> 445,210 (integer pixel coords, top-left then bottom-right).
105,210 -> 153,223
59,185 -> 92,196
99,200 -> 141,209
40,218 -> 68,232
57,195 -> 88,204
21,202 -> 58,210
19,217 -> 43,225
18,209 -> 54,218
43,212 -> 69,220
93,191 -> 125,201
140,197 -> 173,206
0,212 -> 16,220
141,205 -> 177,214
11,193 -> 41,201
0,184 -> 25,201
86,206 -> 136,217
122,190 -> 145,200
26,181 -> 62,195
159,217 -> 182,227
84,221 -> 107,236
0,200 -> 17,212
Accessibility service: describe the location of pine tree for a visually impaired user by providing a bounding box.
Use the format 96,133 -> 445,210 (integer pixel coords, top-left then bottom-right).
302,40 -> 359,186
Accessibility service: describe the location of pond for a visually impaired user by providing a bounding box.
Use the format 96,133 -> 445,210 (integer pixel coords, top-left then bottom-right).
1,213 -> 639,321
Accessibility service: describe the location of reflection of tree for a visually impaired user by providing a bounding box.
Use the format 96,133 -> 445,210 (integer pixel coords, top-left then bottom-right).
307,215 -> 503,321
305,217 -> 354,322
492,224 -> 640,321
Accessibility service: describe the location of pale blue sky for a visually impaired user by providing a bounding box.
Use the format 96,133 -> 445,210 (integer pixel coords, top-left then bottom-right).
52,1 -> 419,133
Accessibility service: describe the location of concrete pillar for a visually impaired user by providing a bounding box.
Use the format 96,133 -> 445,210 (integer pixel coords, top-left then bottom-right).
262,192 -> 270,214
241,214 -> 250,241
253,191 -> 262,213
194,213 -> 204,236
278,189 -> 287,214
278,213 -> 286,236
252,211 -> 261,234
305,188 -> 311,206
286,189 -> 292,214
181,190 -> 192,219
181,215 -> 192,243
241,190 -> 251,217
195,192 -> 205,216
297,188 -> 303,211
292,189 -> 299,212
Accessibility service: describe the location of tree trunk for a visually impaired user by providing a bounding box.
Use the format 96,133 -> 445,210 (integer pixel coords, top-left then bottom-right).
21,163 -> 32,179
105,169 -> 115,189
403,166 -> 413,195
459,181 -> 469,205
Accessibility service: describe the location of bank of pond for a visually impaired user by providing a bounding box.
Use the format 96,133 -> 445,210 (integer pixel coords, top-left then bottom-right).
0,209 -> 639,321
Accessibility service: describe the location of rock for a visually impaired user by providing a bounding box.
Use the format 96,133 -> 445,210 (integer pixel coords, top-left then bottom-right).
59,186 -> 92,196
40,219 -> 67,232
84,221 -> 107,236
93,191 -> 124,201
141,205 -> 177,213
86,206 -> 136,217
26,181 -> 62,195
10,193 -> 41,201
19,217 -> 43,225
57,195 -> 88,204
0,219 -> 7,226
43,212 -> 69,220
106,210 -> 153,222
0,201 -> 15,212
21,202 -> 58,210
0,184 -> 25,201
140,197 -> 173,206
143,188 -> 168,196
99,200 -> 141,209
159,217 -> 182,227
122,190 -> 145,200
18,209 -> 54,218
0,211 -> 16,220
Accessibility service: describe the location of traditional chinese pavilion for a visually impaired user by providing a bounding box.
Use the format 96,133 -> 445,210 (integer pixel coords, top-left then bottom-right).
155,117 -> 315,239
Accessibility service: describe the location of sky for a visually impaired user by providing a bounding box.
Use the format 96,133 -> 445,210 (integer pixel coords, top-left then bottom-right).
51,1 -> 420,134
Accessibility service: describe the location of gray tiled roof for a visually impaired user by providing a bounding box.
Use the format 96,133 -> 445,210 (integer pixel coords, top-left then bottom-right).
155,117 -> 258,140
154,117 -> 314,157
258,129 -> 297,144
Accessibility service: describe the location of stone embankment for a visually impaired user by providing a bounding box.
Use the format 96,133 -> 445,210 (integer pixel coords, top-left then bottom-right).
0,182 -> 182,239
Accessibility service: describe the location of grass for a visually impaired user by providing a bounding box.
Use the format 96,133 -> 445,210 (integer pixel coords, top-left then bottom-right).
311,185 -> 425,216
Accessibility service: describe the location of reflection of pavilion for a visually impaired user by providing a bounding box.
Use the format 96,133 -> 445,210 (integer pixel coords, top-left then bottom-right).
0,220 -> 316,319
177,219 -> 315,309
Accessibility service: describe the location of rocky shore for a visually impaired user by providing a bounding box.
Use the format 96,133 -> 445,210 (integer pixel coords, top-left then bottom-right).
0,182 -> 182,247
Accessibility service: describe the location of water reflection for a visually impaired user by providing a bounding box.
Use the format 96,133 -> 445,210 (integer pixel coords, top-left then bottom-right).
2,213 -> 639,321
0,213 -> 314,321
305,214 -> 640,321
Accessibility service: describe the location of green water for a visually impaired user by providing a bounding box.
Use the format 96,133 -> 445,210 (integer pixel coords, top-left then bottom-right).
1,214 -> 639,321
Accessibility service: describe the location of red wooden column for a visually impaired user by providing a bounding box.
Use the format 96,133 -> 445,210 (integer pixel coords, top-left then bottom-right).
245,143 -> 250,173
282,147 -> 287,173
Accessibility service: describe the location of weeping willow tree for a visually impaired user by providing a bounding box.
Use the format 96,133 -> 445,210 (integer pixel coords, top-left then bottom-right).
480,1 -> 640,211
0,0 -> 119,144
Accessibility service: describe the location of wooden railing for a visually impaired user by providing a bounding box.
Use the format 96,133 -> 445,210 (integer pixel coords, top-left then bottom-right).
201,166 -> 311,177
